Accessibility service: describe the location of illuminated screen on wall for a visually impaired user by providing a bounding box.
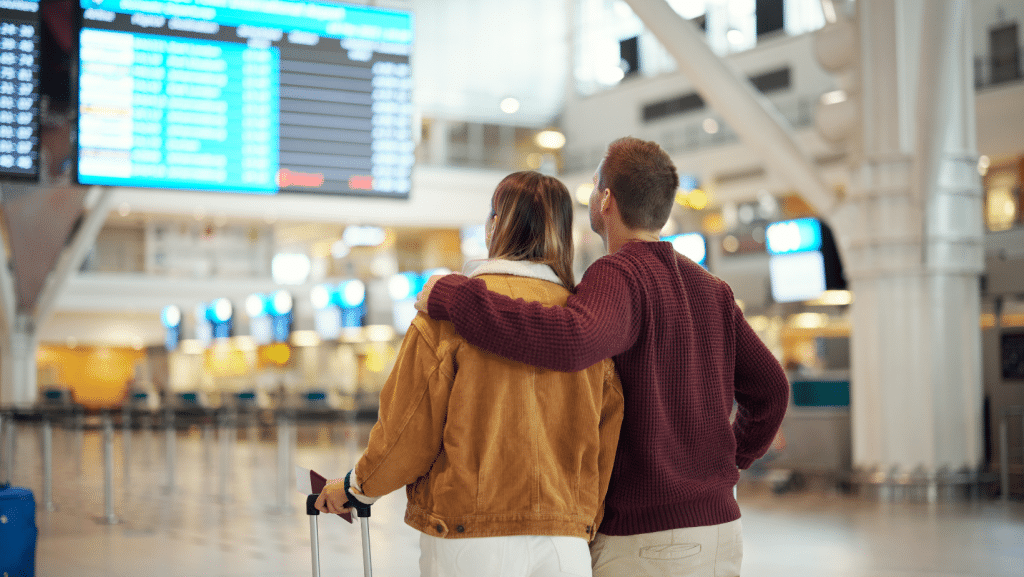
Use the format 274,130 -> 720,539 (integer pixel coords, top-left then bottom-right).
76,0 -> 413,197
0,1 -> 40,180
766,217 -> 846,303
662,232 -> 707,268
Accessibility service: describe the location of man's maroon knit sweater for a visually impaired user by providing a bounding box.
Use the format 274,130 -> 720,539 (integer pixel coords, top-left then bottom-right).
427,241 -> 789,535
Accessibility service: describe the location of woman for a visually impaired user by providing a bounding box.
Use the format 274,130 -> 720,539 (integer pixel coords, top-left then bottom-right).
316,171 -> 623,577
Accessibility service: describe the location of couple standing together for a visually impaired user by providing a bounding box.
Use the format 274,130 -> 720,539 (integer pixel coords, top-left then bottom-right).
316,137 -> 789,576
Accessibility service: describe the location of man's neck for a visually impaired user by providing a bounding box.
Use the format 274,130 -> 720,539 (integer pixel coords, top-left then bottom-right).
606,228 -> 662,254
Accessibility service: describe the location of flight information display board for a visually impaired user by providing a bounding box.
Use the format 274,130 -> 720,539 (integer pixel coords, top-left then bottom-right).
0,1 -> 39,180
76,0 -> 413,197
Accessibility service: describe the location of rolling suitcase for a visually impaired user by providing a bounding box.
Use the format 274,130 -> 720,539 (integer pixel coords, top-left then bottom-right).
0,483 -> 37,577
306,493 -> 373,577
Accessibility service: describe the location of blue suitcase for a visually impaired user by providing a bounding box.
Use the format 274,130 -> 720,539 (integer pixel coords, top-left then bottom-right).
0,484 -> 37,577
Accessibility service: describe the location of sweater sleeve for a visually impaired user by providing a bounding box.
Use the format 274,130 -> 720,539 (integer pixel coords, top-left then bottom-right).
731,302 -> 790,469
426,259 -> 639,372
355,317 -> 454,497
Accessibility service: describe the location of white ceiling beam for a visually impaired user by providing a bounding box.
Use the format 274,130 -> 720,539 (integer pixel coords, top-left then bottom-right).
622,0 -> 837,215
33,188 -> 116,326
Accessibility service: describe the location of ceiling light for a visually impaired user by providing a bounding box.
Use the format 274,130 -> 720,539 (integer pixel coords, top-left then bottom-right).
272,253 -> 312,285
576,183 -> 594,205
535,130 -> 566,150
246,294 -> 267,318
310,285 -> 331,309
161,305 -> 182,328
500,97 -> 520,114
687,189 -> 709,210
597,65 -> 625,85
212,298 -> 233,323
977,155 -> 990,176
820,90 -> 847,105
807,290 -> 854,306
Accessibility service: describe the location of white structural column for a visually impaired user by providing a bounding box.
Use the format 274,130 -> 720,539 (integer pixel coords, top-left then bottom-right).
3,316 -> 37,407
846,0 -> 983,493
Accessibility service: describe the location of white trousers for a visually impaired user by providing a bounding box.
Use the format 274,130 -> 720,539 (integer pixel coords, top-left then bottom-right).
419,533 -> 593,577
589,520 -> 743,577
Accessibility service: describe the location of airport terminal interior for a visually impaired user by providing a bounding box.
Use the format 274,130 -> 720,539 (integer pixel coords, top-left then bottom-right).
0,0 -> 1023,575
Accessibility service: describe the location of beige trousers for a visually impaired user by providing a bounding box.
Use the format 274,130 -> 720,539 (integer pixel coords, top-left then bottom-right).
589,520 -> 742,577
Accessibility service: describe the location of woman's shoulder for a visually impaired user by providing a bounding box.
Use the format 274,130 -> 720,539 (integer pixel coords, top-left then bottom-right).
478,274 -> 572,306
408,312 -> 462,351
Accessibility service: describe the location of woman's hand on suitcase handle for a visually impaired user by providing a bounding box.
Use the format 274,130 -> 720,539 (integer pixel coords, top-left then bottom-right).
314,477 -> 353,516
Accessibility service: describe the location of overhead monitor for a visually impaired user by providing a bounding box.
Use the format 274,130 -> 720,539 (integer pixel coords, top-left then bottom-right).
662,232 -> 707,268
768,250 -> 826,303
766,217 -> 846,303
76,0 -> 413,197
0,1 -> 40,180
765,217 -> 822,255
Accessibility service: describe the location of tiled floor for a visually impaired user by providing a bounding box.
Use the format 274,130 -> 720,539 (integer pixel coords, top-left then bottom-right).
3,418 -> 1022,576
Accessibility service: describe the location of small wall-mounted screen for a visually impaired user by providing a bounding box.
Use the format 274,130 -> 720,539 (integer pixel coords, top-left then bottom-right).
0,2 -> 40,180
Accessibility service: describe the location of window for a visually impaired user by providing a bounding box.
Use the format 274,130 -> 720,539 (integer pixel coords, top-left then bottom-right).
990,23 -> 1021,85
573,0 -> 822,96
756,0 -> 785,37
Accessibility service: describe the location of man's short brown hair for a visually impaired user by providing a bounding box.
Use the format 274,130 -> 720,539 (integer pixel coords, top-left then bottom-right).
598,137 -> 679,231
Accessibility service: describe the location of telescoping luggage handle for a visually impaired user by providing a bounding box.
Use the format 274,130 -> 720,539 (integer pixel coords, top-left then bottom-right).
306,493 -> 373,577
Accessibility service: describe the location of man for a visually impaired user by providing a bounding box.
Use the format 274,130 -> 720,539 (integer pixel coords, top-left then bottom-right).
417,137 -> 789,576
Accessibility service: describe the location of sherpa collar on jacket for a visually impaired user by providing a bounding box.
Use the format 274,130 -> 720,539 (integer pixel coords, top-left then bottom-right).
463,259 -> 563,287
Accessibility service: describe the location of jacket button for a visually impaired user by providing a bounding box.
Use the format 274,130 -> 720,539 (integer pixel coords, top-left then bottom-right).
436,524 -> 443,533
586,525 -> 592,533
456,525 -> 465,533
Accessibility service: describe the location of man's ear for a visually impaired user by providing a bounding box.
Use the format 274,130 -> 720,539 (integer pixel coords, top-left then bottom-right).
600,189 -> 614,213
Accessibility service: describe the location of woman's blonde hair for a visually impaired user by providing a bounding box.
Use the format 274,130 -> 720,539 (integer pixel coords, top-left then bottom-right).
488,171 -> 575,289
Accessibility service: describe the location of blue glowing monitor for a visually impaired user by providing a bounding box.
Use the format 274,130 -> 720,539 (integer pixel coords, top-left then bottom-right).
76,0 -> 413,197
662,232 -> 707,267
768,251 -> 826,303
765,218 -> 822,255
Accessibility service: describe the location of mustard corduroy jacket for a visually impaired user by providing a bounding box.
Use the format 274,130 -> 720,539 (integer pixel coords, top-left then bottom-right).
354,265 -> 623,541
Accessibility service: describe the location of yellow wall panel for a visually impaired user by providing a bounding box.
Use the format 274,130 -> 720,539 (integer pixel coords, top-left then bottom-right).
37,345 -> 147,409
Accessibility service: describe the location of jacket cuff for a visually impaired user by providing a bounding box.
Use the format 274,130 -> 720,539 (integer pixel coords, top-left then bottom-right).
426,274 -> 470,321
348,468 -> 379,505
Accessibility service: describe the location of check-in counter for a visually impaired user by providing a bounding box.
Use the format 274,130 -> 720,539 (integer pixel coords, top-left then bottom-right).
772,371 -> 852,476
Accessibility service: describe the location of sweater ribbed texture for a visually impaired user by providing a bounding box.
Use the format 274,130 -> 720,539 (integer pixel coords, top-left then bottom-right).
428,241 -> 789,536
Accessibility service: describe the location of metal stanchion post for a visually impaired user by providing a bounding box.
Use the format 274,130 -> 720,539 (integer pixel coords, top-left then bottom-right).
3,413 -> 16,486
142,411 -> 152,468
74,408 -> 84,475
203,412 -> 213,469
249,412 -> 259,467
276,412 -> 292,513
1001,414 -> 1010,502
100,410 -> 119,524
164,409 -> 176,494
218,409 -> 234,502
42,415 -> 54,511
122,406 -> 132,486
